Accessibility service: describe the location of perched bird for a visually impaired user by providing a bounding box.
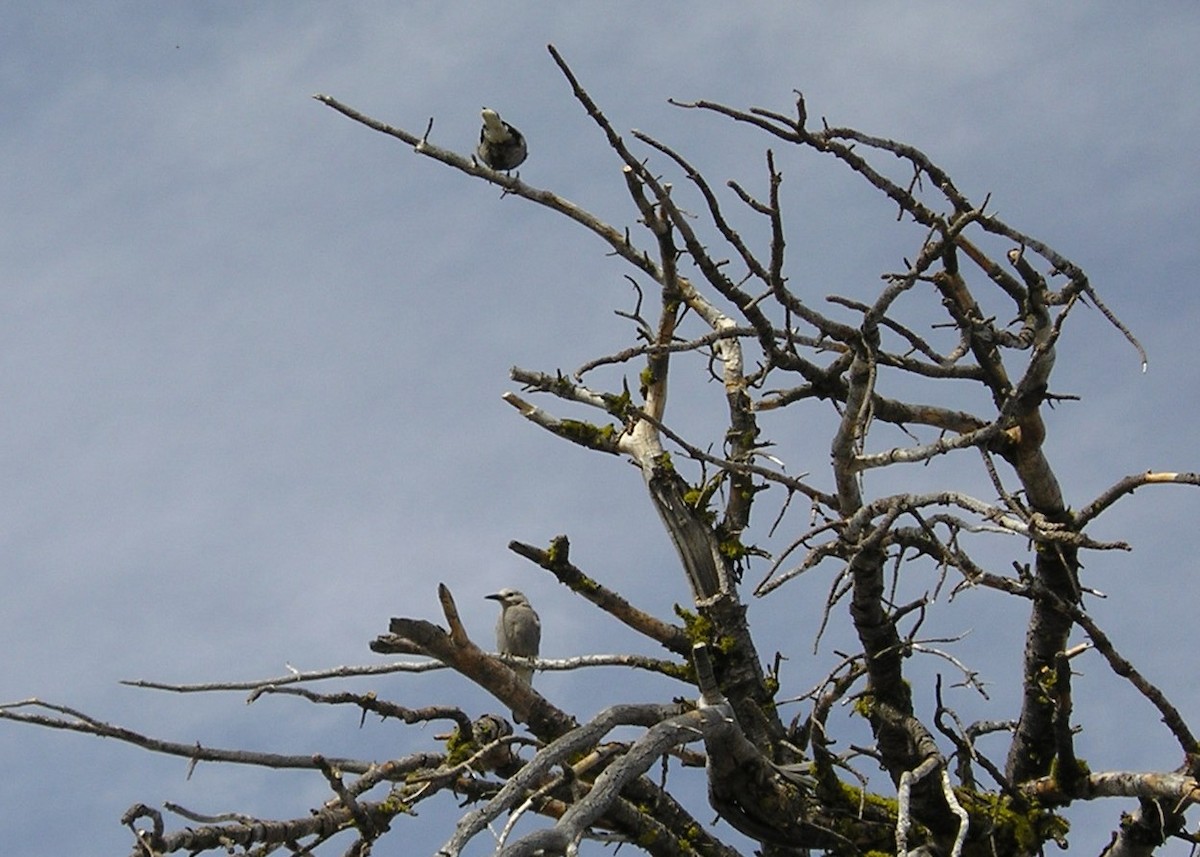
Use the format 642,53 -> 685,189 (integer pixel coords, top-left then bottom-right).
486,588 -> 541,685
470,713 -> 517,772
476,108 -> 528,171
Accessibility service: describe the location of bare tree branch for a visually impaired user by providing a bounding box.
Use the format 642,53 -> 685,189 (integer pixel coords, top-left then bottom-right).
5,41 -> 1189,857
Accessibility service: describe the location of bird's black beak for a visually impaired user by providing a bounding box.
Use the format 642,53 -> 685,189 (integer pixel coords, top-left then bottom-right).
485,593 -> 502,601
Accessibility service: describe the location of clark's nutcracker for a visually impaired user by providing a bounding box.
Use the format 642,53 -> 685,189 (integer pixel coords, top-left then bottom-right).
486,588 -> 541,685
476,108 -> 527,171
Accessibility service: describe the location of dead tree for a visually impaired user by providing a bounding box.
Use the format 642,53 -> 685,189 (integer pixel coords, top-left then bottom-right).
5,44 -> 1199,857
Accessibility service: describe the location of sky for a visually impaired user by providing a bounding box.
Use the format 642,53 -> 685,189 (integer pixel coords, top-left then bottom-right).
2,4 -> 1199,855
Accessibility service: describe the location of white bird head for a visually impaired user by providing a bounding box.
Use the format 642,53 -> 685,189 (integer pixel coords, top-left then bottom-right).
486,588 -> 530,608
479,107 -> 510,143
476,108 -> 527,171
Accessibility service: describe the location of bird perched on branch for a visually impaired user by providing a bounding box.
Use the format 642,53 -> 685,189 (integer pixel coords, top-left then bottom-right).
476,108 -> 527,171
486,588 -> 541,685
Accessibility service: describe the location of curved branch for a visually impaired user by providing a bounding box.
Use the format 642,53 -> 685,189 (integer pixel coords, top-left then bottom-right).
508,536 -> 692,656
0,698 -> 377,774
313,93 -> 663,285
1075,470 -> 1200,527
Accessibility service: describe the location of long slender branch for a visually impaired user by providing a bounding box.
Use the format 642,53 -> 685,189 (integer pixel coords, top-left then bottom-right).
313,93 -> 663,285
1048,592 -> 1198,754
1075,470 -> 1200,527
120,660 -> 446,693
0,699 -> 377,773
508,536 -> 693,656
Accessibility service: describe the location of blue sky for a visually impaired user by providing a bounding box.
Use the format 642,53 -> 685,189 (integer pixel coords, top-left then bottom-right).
2,4 -> 1199,855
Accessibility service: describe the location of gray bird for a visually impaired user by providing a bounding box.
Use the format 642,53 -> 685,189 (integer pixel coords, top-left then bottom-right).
476,108 -> 527,171
486,588 -> 541,685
